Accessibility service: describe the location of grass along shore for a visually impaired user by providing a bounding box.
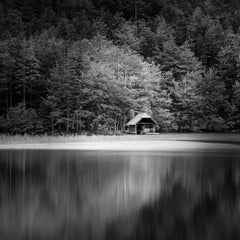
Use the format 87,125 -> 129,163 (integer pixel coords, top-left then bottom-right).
0,133 -> 240,145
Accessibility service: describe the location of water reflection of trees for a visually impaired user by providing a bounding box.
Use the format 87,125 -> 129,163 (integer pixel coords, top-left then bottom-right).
106,153 -> 240,240
0,151 -> 166,239
0,150 -> 240,240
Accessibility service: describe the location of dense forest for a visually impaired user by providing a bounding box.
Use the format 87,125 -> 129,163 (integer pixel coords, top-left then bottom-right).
0,0 -> 240,134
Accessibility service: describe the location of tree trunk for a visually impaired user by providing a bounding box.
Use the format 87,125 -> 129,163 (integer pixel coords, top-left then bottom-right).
23,53 -> 26,109
117,51 -> 120,81
5,90 -> 8,112
79,116 -> 82,131
124,65 -> 127,88
67,94 -> 69,133
76,115 -> 79,133
123,112 -> 126,133
114,115 -> 117,132
51,120 -> 54,135
9,68 -> 12,108
134,0 -> 138,19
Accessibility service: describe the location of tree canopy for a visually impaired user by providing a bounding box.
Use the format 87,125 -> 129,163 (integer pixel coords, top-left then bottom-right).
0,0 -> 240,134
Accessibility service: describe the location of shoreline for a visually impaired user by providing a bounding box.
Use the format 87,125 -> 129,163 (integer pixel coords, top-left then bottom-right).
0,140 -> 240,152
0,132 -> 240,142
0,133 -> 240,151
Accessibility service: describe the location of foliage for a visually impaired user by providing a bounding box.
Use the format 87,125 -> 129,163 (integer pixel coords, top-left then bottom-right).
0,0 -> 240,134
0,103 -> 43,134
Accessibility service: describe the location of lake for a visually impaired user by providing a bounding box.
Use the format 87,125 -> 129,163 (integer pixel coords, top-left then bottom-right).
0,138 -> 240,240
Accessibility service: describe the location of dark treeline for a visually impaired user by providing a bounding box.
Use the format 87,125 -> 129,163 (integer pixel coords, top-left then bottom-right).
0,0 -> 240,134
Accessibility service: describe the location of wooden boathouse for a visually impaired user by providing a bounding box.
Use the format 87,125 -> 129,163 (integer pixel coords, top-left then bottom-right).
126,112 -> 158,134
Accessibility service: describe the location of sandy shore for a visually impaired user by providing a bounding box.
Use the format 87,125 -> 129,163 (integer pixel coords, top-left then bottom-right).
0,140 -> 239,151
0,134 -> 240,151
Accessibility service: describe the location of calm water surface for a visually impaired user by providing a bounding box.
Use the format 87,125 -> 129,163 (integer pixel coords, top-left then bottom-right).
0,145 -> 240,240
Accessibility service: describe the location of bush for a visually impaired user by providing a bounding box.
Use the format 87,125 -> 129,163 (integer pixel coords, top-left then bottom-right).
0,103 -> 44,134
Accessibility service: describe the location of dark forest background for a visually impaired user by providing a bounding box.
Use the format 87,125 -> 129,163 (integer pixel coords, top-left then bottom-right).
0,0 -> 240,134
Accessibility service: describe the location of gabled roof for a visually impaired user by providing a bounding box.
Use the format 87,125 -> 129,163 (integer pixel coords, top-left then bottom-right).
126,112 -> 158,125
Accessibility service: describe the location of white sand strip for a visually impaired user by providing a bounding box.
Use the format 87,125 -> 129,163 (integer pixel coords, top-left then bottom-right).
0,141 -> 239,151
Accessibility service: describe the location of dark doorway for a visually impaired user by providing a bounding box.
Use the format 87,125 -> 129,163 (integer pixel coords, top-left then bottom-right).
137,124 -> 143,134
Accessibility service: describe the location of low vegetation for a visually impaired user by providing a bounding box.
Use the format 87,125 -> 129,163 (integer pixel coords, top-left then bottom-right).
1,133 -> 240,145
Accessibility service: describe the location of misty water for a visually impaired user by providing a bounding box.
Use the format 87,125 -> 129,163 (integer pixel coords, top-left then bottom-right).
0,145 -> 240,240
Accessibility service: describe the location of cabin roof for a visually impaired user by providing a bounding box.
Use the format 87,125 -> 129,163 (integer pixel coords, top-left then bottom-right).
126,112 -> 157,126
